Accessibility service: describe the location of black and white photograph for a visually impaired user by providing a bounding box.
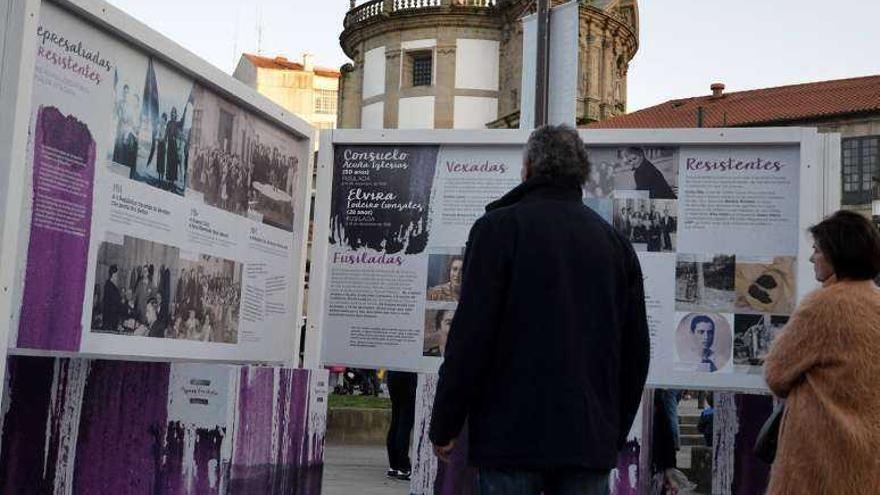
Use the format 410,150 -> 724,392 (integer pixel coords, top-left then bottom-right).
91,233 -> 180,338
675,312 -> 733,373
613,198 -> 677,252
583,154 -> 615,198
175,252 -> 243,344
733,314 -> 789,368
109,56 -> 194,195
90,233 -> 242,344
187,84 -> 303,232
676,254 -> 736,312
735,256 -> 797,314
426,251 -> 464,302
423,308 -> 455,357
587,146 -> 678,199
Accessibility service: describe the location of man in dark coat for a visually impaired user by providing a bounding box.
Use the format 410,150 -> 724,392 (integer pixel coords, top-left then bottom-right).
102,265 -> 124,331
430,125 -> 650,494
622,147 -> 676,199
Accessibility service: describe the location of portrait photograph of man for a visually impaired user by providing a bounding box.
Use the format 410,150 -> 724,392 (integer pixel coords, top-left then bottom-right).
675,313 -> 733,373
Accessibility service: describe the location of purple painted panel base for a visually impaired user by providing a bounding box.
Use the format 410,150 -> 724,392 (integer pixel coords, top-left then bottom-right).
0,356 -> 326,495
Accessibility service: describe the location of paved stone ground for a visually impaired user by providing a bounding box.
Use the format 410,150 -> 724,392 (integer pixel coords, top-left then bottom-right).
322,444 -> 409,495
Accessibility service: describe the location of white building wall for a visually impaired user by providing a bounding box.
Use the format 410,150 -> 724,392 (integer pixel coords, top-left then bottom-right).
454,39 -> 500,91
362,46 -> 386,99
361,101 -> 385,129
398,97 -> 435,129
453,96 -> 498,129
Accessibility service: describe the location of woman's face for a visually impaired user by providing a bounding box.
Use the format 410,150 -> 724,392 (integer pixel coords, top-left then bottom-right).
449,260 -> 463,286
810,242 -> 835,282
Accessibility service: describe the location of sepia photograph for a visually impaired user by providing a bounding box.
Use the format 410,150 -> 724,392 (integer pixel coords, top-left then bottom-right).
676,254 -> 736,312
423,308 -> 455,357
733,314 -> 789,368
735,256 -> 796,314
613,198 -> 677,252
175,252 -> 243,344
90,233 -> 242,344
675,312 -> 733,373
426,251 -> 464,302
187,84 -> 303,231
109,57 -> 194,195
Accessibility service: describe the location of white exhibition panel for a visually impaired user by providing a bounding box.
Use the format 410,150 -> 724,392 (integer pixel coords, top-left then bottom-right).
452,96 -> 498,129
362,46 -> 386,100
454,39 -> 500,91
308,128 -> 840,394
0,0 -> 314,365
398,96 -> 435,129
361,101 -> 385,129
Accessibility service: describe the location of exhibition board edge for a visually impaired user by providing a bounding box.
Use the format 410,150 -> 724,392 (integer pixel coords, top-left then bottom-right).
305,128 -> 838,394
0,0 -> 42,405
0,0 -> 317,368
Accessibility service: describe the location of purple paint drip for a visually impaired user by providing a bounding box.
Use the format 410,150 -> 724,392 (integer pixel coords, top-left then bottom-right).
731,394 -> 771,495
0,356 -> 58,494
71,360 -> 171,494
160,422 -> 225,495
18,106 -> 96,351
229,368 -> 322,494
612,440 -> 641,495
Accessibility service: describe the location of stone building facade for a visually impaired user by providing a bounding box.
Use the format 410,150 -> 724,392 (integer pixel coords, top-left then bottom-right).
234,53 -> 341,137
337,0 -> 639,130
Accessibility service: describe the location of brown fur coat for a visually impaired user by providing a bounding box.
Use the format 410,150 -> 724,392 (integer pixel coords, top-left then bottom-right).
765,279 -> 880,495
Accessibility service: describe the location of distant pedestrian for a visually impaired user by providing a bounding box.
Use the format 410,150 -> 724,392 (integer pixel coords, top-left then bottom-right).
386,370 -> 417,481
430,125 -> 650,495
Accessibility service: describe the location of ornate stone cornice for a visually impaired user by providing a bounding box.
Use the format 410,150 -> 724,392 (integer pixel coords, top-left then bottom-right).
341,9 -> 503,58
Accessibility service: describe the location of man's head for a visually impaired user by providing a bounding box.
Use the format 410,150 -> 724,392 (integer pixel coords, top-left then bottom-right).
170,107 -> 178,121
522,125 -> 590,186
690,315 -> 715,351
109,265 -> 118,284
621,147 -> 645,170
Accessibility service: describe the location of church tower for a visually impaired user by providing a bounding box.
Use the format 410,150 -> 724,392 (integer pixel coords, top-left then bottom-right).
337,0 -> 639,129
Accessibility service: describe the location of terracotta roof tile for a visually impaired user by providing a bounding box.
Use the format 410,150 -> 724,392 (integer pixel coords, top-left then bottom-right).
243,53 -> 341,78
243,53 -> 304,71
587,75 -> 880,129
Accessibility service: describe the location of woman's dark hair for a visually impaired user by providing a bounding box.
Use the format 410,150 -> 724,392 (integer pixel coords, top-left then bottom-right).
525,124 -> 591,185
808,210 -> 880,281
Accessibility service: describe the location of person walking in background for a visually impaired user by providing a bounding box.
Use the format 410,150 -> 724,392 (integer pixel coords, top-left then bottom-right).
430,125 -> 650,495
764,210 -> 880,495
386,370 -> 417,481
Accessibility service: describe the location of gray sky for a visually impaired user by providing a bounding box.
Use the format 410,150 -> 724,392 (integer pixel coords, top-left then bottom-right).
107,0 -> 880,111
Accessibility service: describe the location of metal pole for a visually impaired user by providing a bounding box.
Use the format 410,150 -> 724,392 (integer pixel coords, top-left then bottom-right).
534,0 -> 551,127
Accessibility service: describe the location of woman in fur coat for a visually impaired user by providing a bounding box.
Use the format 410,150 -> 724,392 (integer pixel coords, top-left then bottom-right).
764,210 -> 880,495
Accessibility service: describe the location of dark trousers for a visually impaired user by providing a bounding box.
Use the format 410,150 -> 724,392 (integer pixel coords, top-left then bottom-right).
386,371 -> 417,472
478,468 -> 609,495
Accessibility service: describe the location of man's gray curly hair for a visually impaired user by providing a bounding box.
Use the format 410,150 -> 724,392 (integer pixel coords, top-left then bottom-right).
524,124 -> 591,185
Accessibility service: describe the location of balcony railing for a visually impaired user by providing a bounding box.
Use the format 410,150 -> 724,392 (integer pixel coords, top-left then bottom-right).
344,0 -> 498,29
